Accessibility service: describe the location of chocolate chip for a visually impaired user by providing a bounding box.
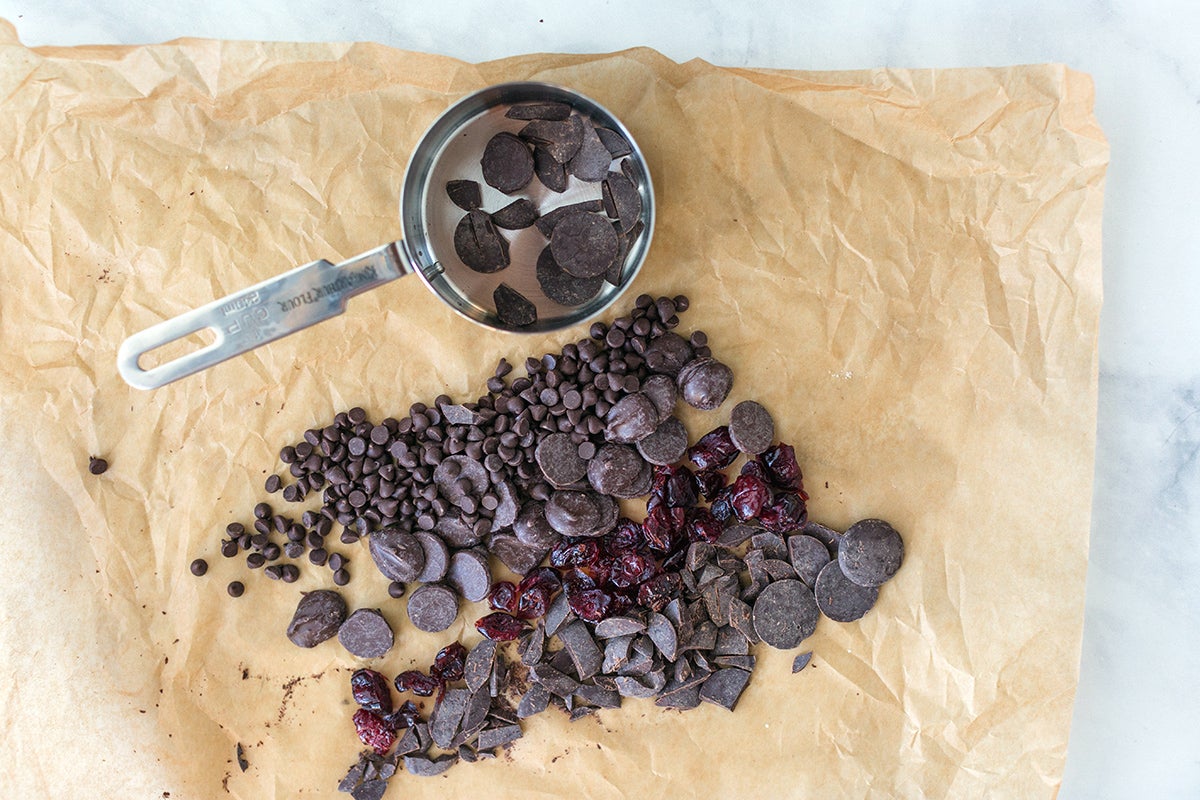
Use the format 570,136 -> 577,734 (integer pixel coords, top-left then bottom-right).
286,590 -> 347,648
506,101 -> 571,121
604,392 -> 658,443
446,549 -> 491,602
387,581 -> 406,598
787,534 -> 831,587
454,210 -> 511,273
413,531 -> 450,583
595,127 -> 632,158
490,198 -> 539,230
729,400 -> 775,455
189,558 -> 208,577
814,560 -> 879,622
337,608 -> 394,658
406,583 -> 459,633
534,146 -> 568,192
333,567 -> 351,586
88,455 -> 109,475
227,580 -> 245,598
752,579 -> 819,650
493,283 -> 537,328
535,244 -> 603,307
636,416 -> 688,466
368,528 -> 426,583
446,179 -> 482,211
518,116 -> 584,164
550,210 -> 619,279
698,667 -> 751,711
792,651 -> 813,673
676,357 -> 734,411
481,131 -> 534,193
838,519 -> 904,587
567,123 -> 613,182
601,171 -> 642,234
536,432 -> 587,486
643,332 -> 694,377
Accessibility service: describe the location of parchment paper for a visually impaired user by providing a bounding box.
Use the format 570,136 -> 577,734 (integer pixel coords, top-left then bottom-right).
0,19 -> 1106,799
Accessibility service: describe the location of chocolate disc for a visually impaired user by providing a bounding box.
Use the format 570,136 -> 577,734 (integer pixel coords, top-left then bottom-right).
566,124 -> 613,182
368,528 -> 426,583
453,210 -> 510,273
536,245 -> 603,307
729,400 -> 775,455
413,530 -> 450,583
787,534 -> 831,588
586,443 -> 645,496
550,210 -> 619,279
337,608 -> 394,658
481,131 -> 534,193
838,518 -> 904,587
814,561 -> 879,623
536,432 -> 587,486
490,198 -> 539,230
752,579 -> 819,650
518,116 -> 584,164
637,416 -> 689,466
447,549 -> 491,603
406,583 -> 459,633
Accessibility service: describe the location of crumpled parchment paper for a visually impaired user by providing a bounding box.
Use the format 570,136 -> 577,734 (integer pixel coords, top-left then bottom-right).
0,18 -> 1106,799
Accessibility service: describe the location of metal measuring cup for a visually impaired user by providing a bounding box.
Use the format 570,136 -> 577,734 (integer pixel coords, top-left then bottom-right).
117,82 -> 655,389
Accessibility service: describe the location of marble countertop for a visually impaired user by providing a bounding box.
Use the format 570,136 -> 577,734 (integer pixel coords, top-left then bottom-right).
4,2 -> 1197,797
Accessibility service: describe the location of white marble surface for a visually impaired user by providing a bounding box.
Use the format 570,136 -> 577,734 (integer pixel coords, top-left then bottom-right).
4,1 -> 1197,796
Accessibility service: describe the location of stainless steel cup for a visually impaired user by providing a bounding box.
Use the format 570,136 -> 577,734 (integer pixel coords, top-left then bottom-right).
117,82 -> 654,389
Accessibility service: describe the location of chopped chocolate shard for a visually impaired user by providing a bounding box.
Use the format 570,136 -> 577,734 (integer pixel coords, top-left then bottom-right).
792,651 -> 813,673
595,615 -> 647,638
575,683 -> 622,709
454,209 -> 511,273
646,612 -> 679,661
531,663 -> 580,697
518,624 -> 546,666
750,531 -> 789,561
698,667 -> 751,711
494,283 -> 538,328
351,780 -> 388,800
712,654 -> 756,671
506,101 -> 571,121
491,198 -> 540,230
567,123 -> 614,182
601,171 -> 642,234
519,116 -> 585,163
394,725 -> 422,756
430,687 -> 470,749
477,724 -> 523,750
544,590 -> 574,637
614,675 -> 659,699
602,633 -> 635,674
534,145 -> 569,192
404,753 -> 458,777
517,683 -> 550,718
595,127 -> 632,158
558,620 -> 604,680
713,625 -> 749,656
446,179 -> 482,211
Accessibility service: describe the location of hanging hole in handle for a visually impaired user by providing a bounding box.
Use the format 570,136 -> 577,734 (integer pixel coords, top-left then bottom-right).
136,326 -> 219,371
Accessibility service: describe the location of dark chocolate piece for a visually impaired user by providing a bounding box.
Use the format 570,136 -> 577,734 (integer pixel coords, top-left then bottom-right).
446,179 -> 482,211
506,101 -> 571,121
567,123 -> 613,182
550,210 -> 619,279
406,583 -> 459,632
493,283 -> 538,328
536,245 -> 604,307
534,146 -> 569,192
698,667 -> 751,711
519,116 -> 585,164
536,432 -> 588,486
729,400 -> 775,455
788,534 -> 831,587
337,608 -> 394,658
481,131 -> 534,193
838,519 -> 904,587
286,590 -> 346,648
814,560 -> 880,622
447,549 -> 491,602
453,209 -> 510,273
752,579 -> 818,650
368,528 -> 426,583
491,198 -> 540,230
636,416 -> 688,466
595,127 -> 632,158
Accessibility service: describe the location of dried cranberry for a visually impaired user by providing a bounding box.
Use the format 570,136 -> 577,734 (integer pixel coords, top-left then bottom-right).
643,505 -> 686,552
393,669 -> 443,697
549,539 -> 602,569
636,572 -> 681,611
694,468 -> 726,500
661,546 -> 688,573
758,491 -> 808,532
607,591 -> 635,617
739,459 -> 769,482
474,611 -> 528,641
515,584 -> 552,619
566,587 -> 612,621
685,507 -> 722,543
729,474 -> 770,521
487,581 -> 519,614
350,668 -> 393,714
353,708 -> 396,754
431,642 -> 468,682
687,426 -> 739,471
650,464 -> 699,509
709,487 -> 734,521
606,518 -> 646,552
562,566 -> 598,592
608,550 -> 656,589
382,700 -> 421,731
760,443 -> 802,491
518,567 -> 562,595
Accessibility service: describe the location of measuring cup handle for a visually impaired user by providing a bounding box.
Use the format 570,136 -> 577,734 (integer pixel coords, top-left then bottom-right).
117,241 -> 411,390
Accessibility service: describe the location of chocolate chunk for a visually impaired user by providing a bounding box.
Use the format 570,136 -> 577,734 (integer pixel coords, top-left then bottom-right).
550,211 -> 619,279
518,683 -> 550,718
604,392 -> 659,443
718,522 -> 761,548
676,357 -> 734,411
586,443 -> 645,497
513,501 -> 560,549
481,131 -> 534,193
404,753 -> 458,777
454,209 -> 510,273
519,116 -> 584,163
558,620 -> 604,680
640,374 -> 678,421
620,157 -> 639,187
406,583 -> 459,632
814,560 -> 879,622
477,724 -> 523,750
698,667 -> 751,711
286,590 -> 346,648
543,590 -> 573,636
518,623 -> 546,665
506,101 -> 571,121
614,675 -> 659,699
636,416 -> 688,466
465,639 -> 498,692
536,245 -> 604,307
788,534 -> 831,587
643,332 -> 694,377
441,403 -> 483,426
792,651 -> 813,673
536,432 -> 587,486
487,532 -> 547,575
729,400 -> 775,455
655,674 -> 708,710
531,663 -> 580,697
490,198 -> 539,230
575,683 -> 622,709
838,519 -> 904,587
594,615 -> 647,638
534,146 -> 568,192
493,283 -> 537,328
369,528 -> 426,583
595,127 -> 632,158
601,171 -> 642,233
646,612 -> 679,661
337,608 -> 394,658
431,688 -> 469,749
752,579 -> 818,649
446,179 -> 482,211
352,780 -> 387,800
413,531 -> 450,583
446,549 -> 491,602
713,625 -> 749,656
712,654 -> 756,671
602,634 -> 635,674
534,200 -> 605,237
459,688 -> 492,742
567,123 -> 613,182
338,760 -> 365,792
88,456 -> 109,474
